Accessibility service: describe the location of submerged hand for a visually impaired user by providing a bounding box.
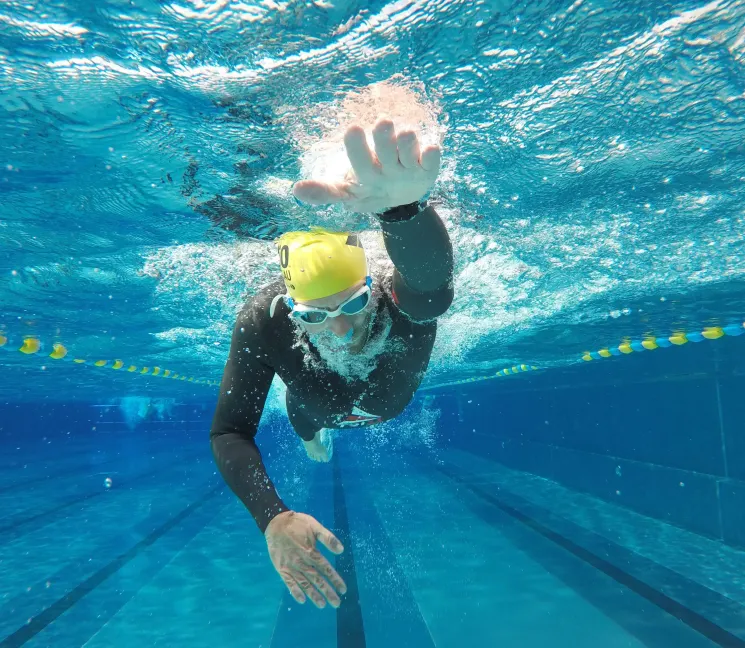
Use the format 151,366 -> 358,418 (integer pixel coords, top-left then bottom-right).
265,510 -> 347,608
293,117 -> 441,213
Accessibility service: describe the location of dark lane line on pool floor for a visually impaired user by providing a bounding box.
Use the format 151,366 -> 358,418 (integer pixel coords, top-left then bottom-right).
0,474 -> 222,637
333,452 -> 367,648
428,457 -> 745,648
0,484 -> 224,648
340,446 -> 436,648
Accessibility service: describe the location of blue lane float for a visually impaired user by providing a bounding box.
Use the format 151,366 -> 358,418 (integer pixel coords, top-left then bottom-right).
581,324 -> 740,362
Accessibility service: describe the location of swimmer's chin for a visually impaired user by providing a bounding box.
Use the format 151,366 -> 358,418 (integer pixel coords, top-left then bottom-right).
326,339 -> 364,355
345,342 -> 365,355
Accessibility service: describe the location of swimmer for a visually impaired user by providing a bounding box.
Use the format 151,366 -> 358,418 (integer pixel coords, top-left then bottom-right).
210,117 -> 454,609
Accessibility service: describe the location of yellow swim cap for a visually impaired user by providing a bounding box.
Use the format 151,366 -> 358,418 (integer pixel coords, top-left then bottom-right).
275,228 -> 367,301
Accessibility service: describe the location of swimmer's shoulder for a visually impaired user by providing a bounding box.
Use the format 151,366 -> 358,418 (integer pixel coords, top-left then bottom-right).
235,279 -> 293,346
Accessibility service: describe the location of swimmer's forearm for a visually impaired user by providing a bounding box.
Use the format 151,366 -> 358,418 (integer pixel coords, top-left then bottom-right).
210,431 -> 289,533
378,203 -> 453,292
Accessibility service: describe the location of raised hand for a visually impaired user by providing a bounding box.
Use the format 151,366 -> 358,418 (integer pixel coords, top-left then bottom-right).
293,117 -> 441,213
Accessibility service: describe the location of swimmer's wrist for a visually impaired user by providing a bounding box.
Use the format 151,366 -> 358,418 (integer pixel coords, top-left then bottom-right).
265,510 -> 295,536
376,197 -> 429,223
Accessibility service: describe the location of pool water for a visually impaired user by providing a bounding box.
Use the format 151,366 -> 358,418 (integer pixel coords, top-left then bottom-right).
2,0 -> 745,645
3,341 -> 745,648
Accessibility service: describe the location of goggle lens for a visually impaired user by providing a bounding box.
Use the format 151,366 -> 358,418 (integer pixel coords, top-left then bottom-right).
296,287 -> 371,324
341,291 -> 370,315
299,311 -> 328,324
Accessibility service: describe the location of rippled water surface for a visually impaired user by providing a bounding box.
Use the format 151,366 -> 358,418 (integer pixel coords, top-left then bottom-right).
1,0 -> 745,400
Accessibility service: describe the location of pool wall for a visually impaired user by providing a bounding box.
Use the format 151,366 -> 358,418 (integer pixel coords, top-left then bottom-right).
435,335 -> 745,548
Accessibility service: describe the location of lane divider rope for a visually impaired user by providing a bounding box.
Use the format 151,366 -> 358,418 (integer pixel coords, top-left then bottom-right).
0,332 -> 218,387
3,322 -> 743,392
423,322 -> 745,390
580,324 -> 742,361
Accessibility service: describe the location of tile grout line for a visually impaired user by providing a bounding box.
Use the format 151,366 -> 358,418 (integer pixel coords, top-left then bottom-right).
715,375 -> 729,541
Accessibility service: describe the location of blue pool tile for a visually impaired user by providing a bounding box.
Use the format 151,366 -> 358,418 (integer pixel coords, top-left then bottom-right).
455,378 -> 725,476
720,375 -> 745,481
551,447 -> 721,539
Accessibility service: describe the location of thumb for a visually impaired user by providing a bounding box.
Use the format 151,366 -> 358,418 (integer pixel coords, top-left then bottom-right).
314,522 -> 344,554
293,180 -> 350,206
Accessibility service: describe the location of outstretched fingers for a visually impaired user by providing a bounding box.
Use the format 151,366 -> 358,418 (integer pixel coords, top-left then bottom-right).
308,548 -> 347,596
301,564 -> 341,607
344,125 -> 379,183
280,571 -> 307,605
286,568 -> 327,608
397,130 -> 420,169
310,523 -> 347,598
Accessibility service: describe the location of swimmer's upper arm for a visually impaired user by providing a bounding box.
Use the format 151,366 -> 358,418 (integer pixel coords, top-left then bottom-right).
210,305 -> 275,441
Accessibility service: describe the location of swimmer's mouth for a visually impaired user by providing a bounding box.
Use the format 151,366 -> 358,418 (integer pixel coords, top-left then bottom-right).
334,330 -> 359,352
316,328 -> 355,349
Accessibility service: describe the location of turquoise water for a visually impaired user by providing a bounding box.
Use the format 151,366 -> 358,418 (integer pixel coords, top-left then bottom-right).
2,0 -> 745,645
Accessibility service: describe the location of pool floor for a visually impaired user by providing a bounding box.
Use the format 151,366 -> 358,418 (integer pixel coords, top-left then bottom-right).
0,432 -> 741,647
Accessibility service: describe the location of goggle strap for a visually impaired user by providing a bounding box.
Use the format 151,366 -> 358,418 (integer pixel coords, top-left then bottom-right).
269,292 -> 289,318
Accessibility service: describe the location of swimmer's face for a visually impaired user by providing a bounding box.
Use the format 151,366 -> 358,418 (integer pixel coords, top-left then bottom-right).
295,280 -> 372,354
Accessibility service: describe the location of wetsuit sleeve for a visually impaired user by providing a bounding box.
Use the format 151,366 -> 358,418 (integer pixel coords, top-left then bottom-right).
377,201 -> 454,321
209,305 -> 289,533
286,391 -> 321,442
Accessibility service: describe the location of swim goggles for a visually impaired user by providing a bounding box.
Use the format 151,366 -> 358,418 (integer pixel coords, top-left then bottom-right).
270,276 -> 373,323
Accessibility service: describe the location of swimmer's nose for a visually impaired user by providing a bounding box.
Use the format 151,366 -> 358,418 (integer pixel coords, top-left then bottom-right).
328,315 -> 353,338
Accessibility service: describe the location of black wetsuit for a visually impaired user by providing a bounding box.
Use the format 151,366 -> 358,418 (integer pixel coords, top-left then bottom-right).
210,202 -> 454,532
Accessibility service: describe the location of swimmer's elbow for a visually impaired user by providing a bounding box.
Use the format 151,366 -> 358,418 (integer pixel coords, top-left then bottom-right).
394,277 -> 454,321
424,282 -> 454,319
209,413 -> 256,444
